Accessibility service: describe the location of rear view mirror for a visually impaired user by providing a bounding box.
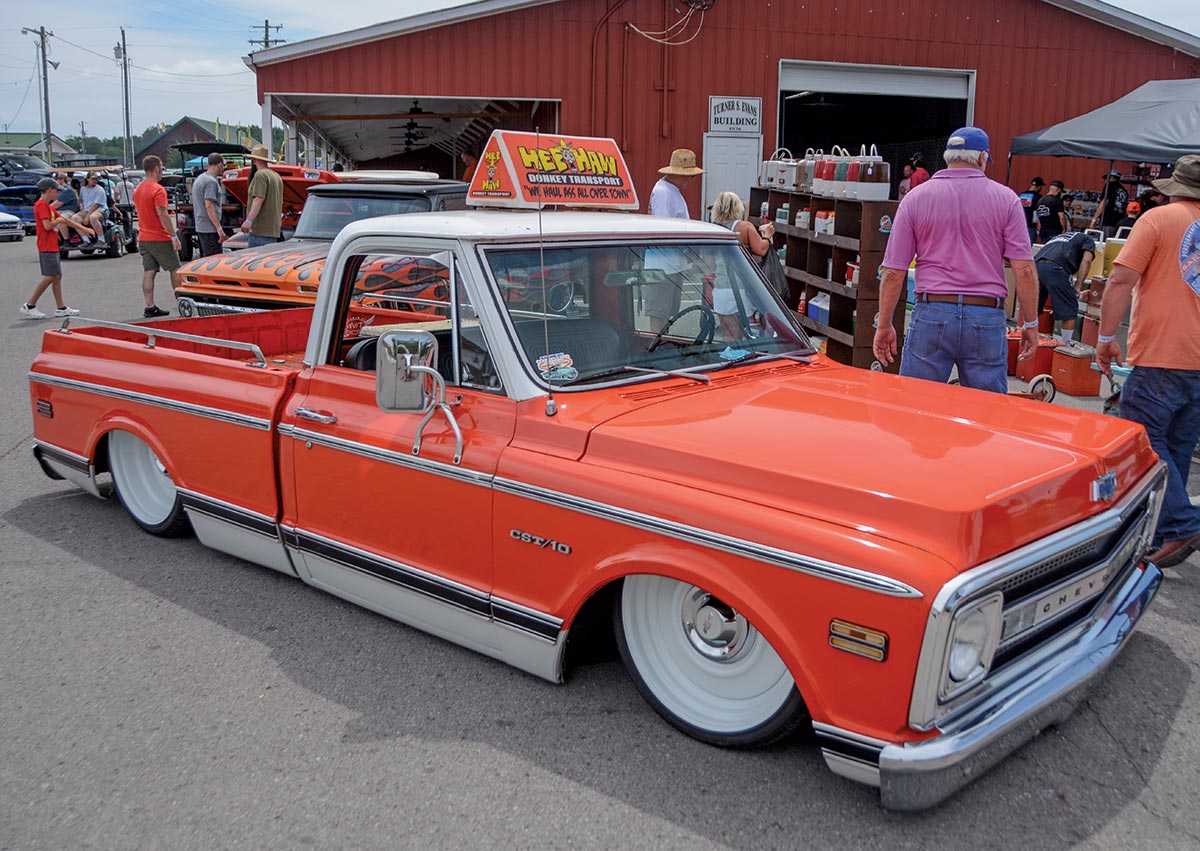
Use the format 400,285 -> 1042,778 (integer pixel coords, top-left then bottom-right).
603,268 -> 668,287
376,330 -> 438,413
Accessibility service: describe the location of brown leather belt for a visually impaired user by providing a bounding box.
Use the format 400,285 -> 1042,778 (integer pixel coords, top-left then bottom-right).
916,293 -> 1003,308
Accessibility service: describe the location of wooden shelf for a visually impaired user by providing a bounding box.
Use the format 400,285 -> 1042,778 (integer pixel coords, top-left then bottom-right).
811,231 -> 860,251
794,313 -> 854,346
787,267 -> 857,299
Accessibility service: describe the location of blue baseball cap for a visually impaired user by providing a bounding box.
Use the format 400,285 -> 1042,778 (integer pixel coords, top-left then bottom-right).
946,126 -> 992,162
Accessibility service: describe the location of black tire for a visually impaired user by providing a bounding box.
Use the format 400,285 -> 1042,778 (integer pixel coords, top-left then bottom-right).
59,248 -> 69,259
613,575 -> 809,748
106,238 -> 123,258
107,431 -> 192,537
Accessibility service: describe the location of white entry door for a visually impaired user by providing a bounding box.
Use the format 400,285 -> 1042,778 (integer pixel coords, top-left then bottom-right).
701,133 -> 763,223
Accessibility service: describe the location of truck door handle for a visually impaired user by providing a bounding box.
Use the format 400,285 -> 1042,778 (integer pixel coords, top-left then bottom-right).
295,406 -> 338,424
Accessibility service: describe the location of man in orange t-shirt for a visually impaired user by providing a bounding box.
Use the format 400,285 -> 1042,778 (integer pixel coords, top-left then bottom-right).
1097,154 -> 1200,567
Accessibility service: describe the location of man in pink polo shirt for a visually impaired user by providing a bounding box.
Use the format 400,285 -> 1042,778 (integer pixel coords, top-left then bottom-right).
873,127 -> 1040,393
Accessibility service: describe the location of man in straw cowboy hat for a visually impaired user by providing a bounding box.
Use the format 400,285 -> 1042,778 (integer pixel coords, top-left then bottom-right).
644,148 -> 704,333
1098,154 -> 1200,568
239,144 -> 284,248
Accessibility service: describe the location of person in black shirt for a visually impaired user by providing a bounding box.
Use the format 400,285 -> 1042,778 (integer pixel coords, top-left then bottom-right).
1016,177 -> 1044,242
1034,231 -> 1096,343
1090,170 -> 1128,237
1035,180 -> 1067,242
1115,200 -> 1141,233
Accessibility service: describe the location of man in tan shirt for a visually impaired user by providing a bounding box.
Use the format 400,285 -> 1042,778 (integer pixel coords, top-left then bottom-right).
238,145 -> 283,248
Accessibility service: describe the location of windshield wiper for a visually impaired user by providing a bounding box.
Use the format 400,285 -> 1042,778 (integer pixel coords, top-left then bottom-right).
707,348 -> 816,371
561,364 -> 710,386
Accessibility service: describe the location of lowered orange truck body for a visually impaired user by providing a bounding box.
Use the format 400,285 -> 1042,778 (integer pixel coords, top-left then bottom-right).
28,211 -> 1165,810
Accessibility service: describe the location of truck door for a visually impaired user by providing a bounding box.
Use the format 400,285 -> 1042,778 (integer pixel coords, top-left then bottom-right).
282,244 -> 515,620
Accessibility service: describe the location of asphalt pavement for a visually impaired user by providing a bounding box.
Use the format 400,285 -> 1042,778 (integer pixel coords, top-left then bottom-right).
1,239 -> 1198,850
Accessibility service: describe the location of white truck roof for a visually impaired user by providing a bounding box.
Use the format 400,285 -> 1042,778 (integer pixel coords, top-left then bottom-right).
337,210 -> 738,243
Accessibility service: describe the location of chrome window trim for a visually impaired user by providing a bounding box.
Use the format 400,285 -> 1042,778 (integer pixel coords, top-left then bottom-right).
907,462 -> 1166,731
495,477 -> 922,598
28,372 -> 273,431
283,424 -> 494,488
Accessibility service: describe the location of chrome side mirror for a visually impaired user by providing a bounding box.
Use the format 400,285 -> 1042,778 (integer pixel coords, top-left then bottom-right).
376,330 -> 438,413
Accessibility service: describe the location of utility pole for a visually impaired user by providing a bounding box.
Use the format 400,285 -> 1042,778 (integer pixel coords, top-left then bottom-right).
114,29 -> 132,166
21,26 -> 54,165
248,20 -> 286,50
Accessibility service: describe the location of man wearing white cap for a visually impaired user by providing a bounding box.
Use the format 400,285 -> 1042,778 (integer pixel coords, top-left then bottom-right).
239,144 -> 283,248
644,148 -> 704,333
873,126 -> 1040,392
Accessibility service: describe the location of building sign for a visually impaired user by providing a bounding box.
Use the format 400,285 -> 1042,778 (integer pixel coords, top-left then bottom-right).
466,130 -> 639,210
708,96 -> 762,134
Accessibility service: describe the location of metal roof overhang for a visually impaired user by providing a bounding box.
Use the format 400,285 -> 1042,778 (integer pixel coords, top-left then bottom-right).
267,93 -> 555,164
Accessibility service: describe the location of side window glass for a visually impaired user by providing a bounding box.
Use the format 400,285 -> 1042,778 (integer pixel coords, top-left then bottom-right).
330,250 -> 502,393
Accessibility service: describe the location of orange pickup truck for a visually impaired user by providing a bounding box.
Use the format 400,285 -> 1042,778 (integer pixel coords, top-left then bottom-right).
28,209 -> 1165,811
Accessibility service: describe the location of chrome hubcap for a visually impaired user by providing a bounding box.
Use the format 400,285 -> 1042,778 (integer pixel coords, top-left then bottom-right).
681,587 -> 752,662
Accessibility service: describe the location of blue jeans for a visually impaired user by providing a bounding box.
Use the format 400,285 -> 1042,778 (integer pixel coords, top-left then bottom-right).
247,234 -> 279,248
1120,366 -> 1200,546
900,301 -> 1008,393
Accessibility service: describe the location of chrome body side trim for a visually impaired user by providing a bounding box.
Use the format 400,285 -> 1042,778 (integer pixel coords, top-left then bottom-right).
879,560 -> 1162,811
29,372 -> 273,431
284,426 -> 493,488
31,440 -> 108,499
494,478 -> 923,599
907,463 -> 1165,730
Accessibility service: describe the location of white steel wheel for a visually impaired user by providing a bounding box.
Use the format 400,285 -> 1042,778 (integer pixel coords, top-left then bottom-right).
615,575 -> 808,747
108,431 -> 191,537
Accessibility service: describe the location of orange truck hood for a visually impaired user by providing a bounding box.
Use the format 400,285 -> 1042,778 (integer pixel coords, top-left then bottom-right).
582,364 -> 1156,570
178,242 -> 329,304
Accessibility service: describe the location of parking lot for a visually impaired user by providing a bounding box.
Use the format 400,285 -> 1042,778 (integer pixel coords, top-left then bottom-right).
1,238 -> 1198,850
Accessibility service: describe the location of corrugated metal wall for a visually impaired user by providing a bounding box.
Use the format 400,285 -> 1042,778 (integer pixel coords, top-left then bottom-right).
255,0 -> 1198,206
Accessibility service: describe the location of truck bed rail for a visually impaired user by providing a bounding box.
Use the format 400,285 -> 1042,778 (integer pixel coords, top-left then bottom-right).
56,317 -> 269,368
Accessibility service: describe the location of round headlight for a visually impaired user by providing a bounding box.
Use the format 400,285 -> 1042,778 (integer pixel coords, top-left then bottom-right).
948,608 -> 989,682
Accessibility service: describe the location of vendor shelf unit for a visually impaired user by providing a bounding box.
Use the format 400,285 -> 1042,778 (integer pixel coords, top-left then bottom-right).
750,186 -> 901,371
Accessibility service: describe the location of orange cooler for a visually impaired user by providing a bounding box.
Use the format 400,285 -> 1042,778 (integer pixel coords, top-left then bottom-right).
1016,336 -> 1059,382
1052,344 -> 1102,396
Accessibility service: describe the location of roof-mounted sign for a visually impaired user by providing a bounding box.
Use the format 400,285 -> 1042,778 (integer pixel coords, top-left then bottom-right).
466,130 -> 639,211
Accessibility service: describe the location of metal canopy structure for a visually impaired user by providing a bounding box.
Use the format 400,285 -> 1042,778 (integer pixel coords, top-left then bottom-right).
267,94 -> 554,168
1010,79 -> 1200,163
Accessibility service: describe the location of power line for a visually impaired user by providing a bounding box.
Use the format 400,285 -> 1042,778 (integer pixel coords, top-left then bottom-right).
5,69 -> 35,128
49,32 -> 249,77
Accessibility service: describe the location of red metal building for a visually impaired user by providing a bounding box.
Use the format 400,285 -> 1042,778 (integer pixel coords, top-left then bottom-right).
246,0 -> 1200,211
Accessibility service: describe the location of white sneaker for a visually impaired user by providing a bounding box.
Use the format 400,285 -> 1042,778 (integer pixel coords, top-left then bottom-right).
54,306 -> 80,317
20,303 -> 46,319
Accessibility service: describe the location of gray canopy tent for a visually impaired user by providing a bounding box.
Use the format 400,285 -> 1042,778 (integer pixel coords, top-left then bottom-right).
1008,79 -> 1200,181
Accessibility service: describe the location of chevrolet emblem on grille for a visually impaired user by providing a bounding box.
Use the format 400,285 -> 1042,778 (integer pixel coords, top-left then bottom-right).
1091,472 -> 1118,502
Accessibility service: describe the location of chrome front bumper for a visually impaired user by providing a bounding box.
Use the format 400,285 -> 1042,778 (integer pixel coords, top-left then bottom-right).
877,558 -> 1160,810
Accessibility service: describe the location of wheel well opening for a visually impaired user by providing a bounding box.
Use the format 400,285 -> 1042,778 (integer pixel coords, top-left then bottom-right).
93,431 -> 111,474
562,579 -> 622,676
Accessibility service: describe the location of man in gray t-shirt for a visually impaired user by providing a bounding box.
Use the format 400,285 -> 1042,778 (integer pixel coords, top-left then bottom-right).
191,152 -> 226,257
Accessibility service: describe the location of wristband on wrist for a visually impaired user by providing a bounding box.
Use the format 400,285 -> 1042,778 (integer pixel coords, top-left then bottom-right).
1022,319 -> 1039,329
1097,334 -> 1117,343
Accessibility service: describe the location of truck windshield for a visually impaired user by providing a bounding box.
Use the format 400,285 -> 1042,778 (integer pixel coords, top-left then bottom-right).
481,241 -> 813,388
293,194 -> 433,240
3,154 -> 52,171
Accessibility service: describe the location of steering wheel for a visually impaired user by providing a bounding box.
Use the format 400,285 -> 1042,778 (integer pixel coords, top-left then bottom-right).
648,303 -> 717,352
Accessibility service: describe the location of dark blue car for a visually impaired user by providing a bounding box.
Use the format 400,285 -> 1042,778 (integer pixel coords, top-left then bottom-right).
0,185 -> 40,235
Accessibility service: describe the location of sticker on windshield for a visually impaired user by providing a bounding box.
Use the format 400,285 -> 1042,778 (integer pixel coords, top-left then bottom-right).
719,347 -> 752,360
536,351 -> 578,382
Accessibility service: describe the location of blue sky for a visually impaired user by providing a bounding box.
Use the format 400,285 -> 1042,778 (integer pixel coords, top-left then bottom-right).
3,0 -> 1196,144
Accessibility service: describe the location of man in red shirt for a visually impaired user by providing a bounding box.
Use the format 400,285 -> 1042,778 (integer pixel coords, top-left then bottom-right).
21,177 -> 92,320
133,154 -> 182,318
908,153 -> 931,189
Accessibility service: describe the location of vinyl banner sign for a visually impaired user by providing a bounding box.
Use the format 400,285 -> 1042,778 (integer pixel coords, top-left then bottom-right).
467,130 -> 639,210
